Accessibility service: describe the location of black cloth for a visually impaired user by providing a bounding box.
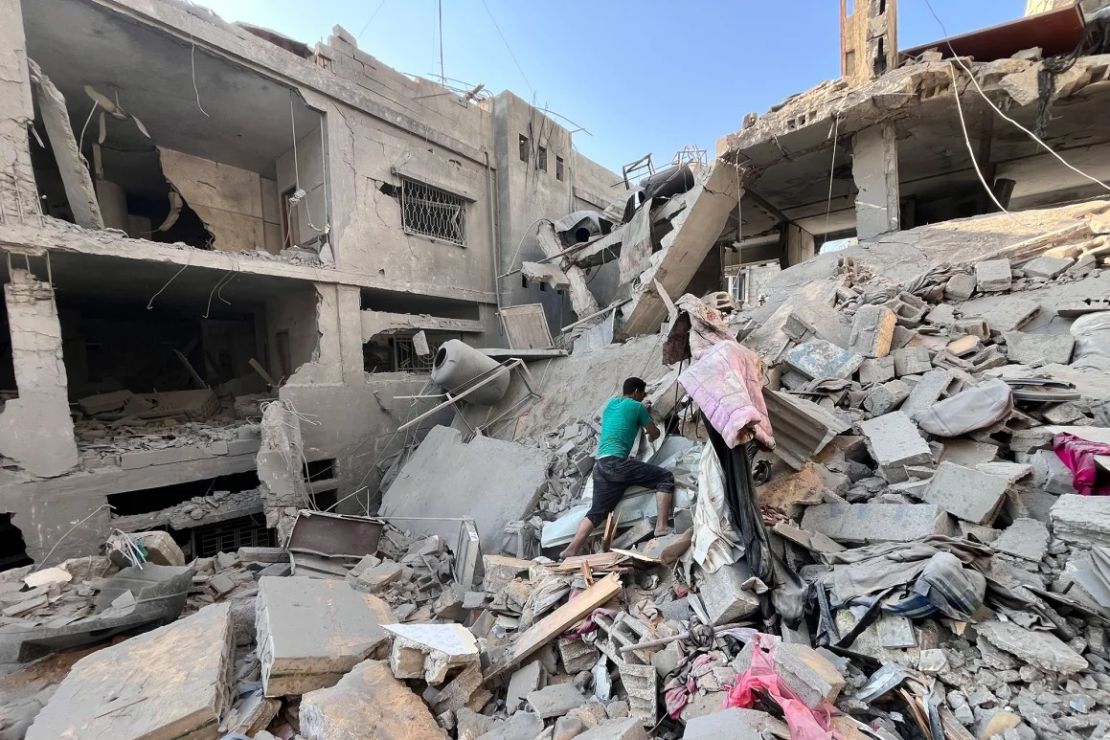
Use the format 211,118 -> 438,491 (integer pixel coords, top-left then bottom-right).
585,456 -> 675,526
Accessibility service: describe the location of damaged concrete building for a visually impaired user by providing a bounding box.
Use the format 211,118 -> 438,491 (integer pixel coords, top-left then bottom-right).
0,0 -> 626,566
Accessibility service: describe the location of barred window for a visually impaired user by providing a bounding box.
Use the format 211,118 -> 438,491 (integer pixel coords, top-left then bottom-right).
400,177 -> 467,246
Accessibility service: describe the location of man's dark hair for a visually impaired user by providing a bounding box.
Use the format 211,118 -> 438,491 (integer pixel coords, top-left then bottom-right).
622,377 -> 647,396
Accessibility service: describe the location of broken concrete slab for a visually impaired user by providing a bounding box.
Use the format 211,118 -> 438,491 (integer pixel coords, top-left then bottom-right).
699,560 -> 762,625
774,642 -> 846,708
977,621 -> 1088,675
945,272 -> 976,300
385,622 -> 480,685
857,411 -> 932,482
682,707 -> 788,739
849,305 -> 896,358
574,717 -> 648,740
762,389 -> 850,470
1022,255 -> 1073,279
784,338 -> 864,380
26,603 -> 233,740
993,518 -> 1049,562
381,425 -> 548,546
800,502 -> 950,544
976,259 -> 1012,292
938,439 -> 998,467
1050,494 -> 1110,548
256,577 -> 393,697
1004,331 -> 1074,365
858,355 -> 895,385
922,462 -> 1010,525
300,659 -> 444,740
901,368 -> 954,423
527,683 -> 586,719
506,660 -> 544,710
891,346 -> 931,377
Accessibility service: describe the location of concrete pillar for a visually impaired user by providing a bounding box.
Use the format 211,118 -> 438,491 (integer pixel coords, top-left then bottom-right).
785,223 -> 816,266
0,0 -> 40,224
852,123 -> 900,240
0,269 -> 78,477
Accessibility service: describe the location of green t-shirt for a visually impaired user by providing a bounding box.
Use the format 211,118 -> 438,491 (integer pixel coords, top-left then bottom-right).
597,397 -> 652,459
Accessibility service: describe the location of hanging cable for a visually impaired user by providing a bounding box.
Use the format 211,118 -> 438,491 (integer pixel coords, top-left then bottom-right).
479,0 -> 534,95
822,110 -> 841,239
190,37 -> 210,118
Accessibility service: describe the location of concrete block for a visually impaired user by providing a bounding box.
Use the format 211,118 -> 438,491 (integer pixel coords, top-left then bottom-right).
1004,331 -> 1074,365
858,356 -> 895,385
1051,494 -> 1110,548
849,305 -> 896,358
506,660 -> 543,710
698,561 -> 761,625
800,502 -> 950,544
682,707 -> 787,739
884,292 -> 928,327
945,272 -> 976,300
559,636 -> 600,673
256,577 -> 394,697
922,462 -> 1009,525
976,259 -> 1012,291
1022,255 -> 1073,279
384,623 -> 480,685
992,518 -> 1049,562
784,338 -> 864,380
862,379 -> 910,415
858,411 -> 932,482
774,642 -> 846,708
977,621 -> 1088,675
528,683 -> 586,719
27,603 -> 233,740
925,303 -> 956,328
901,368 -> 954,423
575,717 -> 647,740
946,334 -> 980,357
300,660 -> 443,740
1032,449 -> 1077,494
892,346 -> 931,377
953,318 -> 989,338
939,439 -> 998,466
481,554 -> 532,593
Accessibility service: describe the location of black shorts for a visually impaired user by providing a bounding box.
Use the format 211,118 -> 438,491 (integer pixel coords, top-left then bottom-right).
585,456 -> 676,526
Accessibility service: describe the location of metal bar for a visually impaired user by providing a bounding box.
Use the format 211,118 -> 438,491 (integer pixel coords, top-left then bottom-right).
395,358 -> 525,432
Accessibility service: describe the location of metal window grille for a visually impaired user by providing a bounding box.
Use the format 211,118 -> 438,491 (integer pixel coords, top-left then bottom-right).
392,336 -> 436,372
400,176 -> 466,246
195,515 -> 275,557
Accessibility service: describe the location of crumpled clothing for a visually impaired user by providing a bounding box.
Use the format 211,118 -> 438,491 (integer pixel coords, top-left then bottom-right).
725,633 -> 837,739
664,653 -> 721,719
679,341 -> 775,450
690,441 -> 744,573
916,378 -> 1013,437
1054,432 -> 1110,495
664,294 -> 737,362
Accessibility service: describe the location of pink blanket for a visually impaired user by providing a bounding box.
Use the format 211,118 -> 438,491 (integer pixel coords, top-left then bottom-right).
679,341 -> 775,450
1055,432 -> 1110,496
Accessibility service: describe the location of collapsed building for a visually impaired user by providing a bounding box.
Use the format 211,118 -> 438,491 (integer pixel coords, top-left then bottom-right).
3,0 -> 1110,739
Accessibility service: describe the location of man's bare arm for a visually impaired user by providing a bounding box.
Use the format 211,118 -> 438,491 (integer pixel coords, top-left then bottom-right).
644,422 -> 661,441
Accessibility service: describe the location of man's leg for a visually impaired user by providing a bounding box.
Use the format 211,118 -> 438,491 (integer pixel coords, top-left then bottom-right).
561,517 -> 595,558
562,461 -> 624,559
655,491 -> 674,537
609,458 -> 676,537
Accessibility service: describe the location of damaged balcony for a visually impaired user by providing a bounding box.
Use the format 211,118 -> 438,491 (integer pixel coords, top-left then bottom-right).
20,0 -> 330,262
360,287 -> 488,374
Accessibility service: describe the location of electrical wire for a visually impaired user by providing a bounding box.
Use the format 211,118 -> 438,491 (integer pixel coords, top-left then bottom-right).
822,110 -> 841,239
35,504 -> 113,570
479,0 -> 534,95
356,0 -> 389,39
190,37 -> 210,118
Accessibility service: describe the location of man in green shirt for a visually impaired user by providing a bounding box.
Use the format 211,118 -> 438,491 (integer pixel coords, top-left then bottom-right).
560,377 -> 676,558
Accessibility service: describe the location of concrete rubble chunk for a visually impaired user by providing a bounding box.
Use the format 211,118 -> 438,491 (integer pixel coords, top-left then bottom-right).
477,710 -> 543,740
892,346 -> 931,377
901,368 -> 954,422
976,259 -> 1013,292
256,576 -> 394,697
1050,494 -> 1110,548
482,554 -> 533,593
858,411 -> 933,482
574,717 -> 648,740
385,622 -> 480,685
1032,449 -> 1077,495
527,683 -> 587,718
784,338 -> 864,380
977,621 -> 1088,675
858,356 -> 895,385
945,272 -> 976,301
863,378 -> 910,415
1004,331 -> 1074,365
800,502 -> 950,544
1022,255 -> 1073,279
699,561 -> 761,625
26,603 -> 233,740
300,659 -> 445,740
774,642 -> 846,708
922,462 -> 1010,525
849,304 -> 897,358
506,660 -> 544,710
682,707 -> 788,739
993,518 -> 1049,562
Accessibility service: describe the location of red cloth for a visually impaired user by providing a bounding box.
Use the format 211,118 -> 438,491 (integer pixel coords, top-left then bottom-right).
724,633 -> 838,739
1054,432 -> 1110,496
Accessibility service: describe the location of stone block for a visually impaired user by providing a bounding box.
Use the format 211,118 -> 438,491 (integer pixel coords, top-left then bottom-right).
784,338 -> 864,380
892,346 -> 931,377
1004,331 -> 1074,365
27,603 -> 233,740
922,462 -> 1010,524
800,502 -> 950,544
682,707 -> 788,739
858,411 -> 932,482
698,561 -> 761,625
976,259 -> 1012,291
849,305 -> 896,358
527,683 -> 586,719
506,660 -> 543,710
992,518 -> 1049,562
977,621 -> 1088,675
1022,255 -> 1073,279
900,368 -> 954,423
300,660 -> 443,740
858,356 -> 895,385
945,272 -> 976,300
1051,494 -> 1110,547
862,379 -> 910,415
481,554 -> 533,593
256,577 -> 394,697
575,717 -> 647,740
774,642 -> 846,708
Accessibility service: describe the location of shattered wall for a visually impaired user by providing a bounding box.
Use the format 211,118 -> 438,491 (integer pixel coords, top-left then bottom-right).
0,0 -> 39,225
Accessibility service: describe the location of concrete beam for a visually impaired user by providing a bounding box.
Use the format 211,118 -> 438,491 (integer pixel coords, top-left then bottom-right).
360,310 -> 484,343
852,122 -> 900,240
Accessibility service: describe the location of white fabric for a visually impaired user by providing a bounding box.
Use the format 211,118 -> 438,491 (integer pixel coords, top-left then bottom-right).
689,442 -> 743,573
1071,311 -> 1110,371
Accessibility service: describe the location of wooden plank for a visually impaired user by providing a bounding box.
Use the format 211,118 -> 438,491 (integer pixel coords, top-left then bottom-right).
487,573 -> 622,680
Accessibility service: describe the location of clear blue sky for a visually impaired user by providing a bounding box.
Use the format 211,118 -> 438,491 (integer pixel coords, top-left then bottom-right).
203,0 -> 1025,172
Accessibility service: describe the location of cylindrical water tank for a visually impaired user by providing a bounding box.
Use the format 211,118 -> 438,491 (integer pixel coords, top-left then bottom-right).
430,339 -> 510,406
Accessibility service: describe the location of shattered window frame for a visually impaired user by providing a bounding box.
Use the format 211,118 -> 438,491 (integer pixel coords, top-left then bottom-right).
399,176 -> 467,247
